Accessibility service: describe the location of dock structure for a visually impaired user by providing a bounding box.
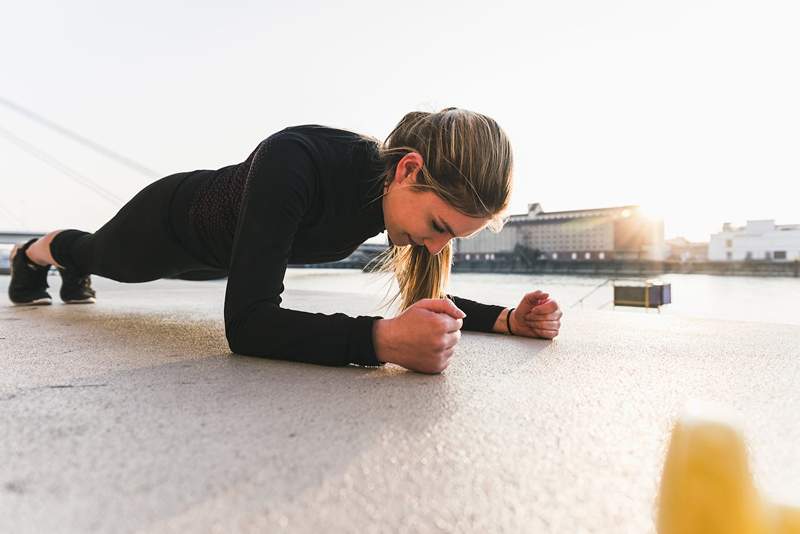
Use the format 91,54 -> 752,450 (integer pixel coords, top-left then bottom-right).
451,244 -> 800,277
1,275 -> 798,532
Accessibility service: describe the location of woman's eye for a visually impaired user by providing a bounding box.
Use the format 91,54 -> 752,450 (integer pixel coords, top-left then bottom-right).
432,222 -> 444,233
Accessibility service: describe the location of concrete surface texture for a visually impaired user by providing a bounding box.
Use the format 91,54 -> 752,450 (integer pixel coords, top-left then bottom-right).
1,275 -> 798,533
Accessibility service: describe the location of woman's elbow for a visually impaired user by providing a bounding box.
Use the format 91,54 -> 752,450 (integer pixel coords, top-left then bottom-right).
225,322 -> 247,355
225,321 -> 278,357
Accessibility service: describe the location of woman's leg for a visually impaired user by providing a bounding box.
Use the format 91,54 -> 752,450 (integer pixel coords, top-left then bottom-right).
47,172 -> 212,283
24,230 -> 63,268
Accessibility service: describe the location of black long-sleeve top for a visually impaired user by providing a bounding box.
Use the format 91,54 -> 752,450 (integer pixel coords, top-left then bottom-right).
181,125 -> 507,367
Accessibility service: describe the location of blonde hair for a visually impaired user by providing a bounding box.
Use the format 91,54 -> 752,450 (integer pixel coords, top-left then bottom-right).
364,107 -> 514,313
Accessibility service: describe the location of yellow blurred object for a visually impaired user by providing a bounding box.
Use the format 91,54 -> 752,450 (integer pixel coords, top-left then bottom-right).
657,411 -> 800,534
772,506 -> 800,533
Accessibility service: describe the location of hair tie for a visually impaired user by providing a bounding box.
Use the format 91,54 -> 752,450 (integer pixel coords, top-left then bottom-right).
506,307 -> 515,335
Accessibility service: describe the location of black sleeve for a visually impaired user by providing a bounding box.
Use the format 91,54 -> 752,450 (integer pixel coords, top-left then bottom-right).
224,133 -> 385,367
446,294 -> 506,333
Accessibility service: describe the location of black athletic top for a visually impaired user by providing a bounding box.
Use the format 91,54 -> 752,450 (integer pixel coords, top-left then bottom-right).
178,125 -> 507,367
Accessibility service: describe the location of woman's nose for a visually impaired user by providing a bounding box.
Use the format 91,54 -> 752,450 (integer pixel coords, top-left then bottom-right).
426,236 -> 451,256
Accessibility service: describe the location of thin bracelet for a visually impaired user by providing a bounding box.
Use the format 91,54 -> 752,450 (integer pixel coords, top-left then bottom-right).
506,307 -> 515,335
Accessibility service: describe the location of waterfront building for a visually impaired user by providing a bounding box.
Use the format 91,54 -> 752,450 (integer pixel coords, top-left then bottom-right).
666,237 -> 709,262
708,220 -> 800,261
454,203 -> 665,262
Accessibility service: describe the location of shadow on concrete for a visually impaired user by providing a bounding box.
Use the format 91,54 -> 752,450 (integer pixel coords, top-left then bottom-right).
2,302 -> 554,531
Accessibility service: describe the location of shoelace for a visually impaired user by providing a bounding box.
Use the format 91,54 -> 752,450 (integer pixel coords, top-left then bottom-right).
73,275 -> 91,289
60,269 -> 92,289
73,275 -> 90,288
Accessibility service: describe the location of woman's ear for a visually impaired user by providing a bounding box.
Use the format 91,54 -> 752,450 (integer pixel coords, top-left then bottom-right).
397,152 -> 424,184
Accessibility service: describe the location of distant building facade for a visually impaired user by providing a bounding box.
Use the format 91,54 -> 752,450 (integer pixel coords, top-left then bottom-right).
665,237 -> 709,262
454,203 -> 665,261
709,220 -> 800,261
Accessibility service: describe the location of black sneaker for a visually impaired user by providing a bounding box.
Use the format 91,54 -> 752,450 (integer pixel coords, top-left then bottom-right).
8,238 -> 52,306
57,267 -> 96,304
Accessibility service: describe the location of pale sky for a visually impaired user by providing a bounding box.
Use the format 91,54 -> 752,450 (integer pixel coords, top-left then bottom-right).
1,0 -> 798,242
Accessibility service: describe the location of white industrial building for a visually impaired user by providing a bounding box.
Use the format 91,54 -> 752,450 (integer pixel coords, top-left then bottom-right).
708,220 -> 800,261
455,203 -> 665,261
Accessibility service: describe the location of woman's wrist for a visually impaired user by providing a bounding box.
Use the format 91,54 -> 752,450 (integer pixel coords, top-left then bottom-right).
372,318 -> 393,364
492,308 -> 514,335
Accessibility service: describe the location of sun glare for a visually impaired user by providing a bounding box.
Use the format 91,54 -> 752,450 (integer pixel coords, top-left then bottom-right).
639,203 -> 667,223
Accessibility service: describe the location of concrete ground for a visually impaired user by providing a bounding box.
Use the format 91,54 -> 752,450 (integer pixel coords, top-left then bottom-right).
1,274 -> 798,533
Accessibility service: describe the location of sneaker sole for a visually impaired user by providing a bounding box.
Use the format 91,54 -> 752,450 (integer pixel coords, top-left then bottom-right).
11,298 -> 53,306
63,298 -> 96,304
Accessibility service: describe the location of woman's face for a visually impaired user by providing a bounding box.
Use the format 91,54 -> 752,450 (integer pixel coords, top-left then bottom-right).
382,152 -> 491,255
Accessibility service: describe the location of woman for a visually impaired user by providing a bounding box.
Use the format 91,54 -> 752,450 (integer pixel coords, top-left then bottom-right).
8,107 -> 562,374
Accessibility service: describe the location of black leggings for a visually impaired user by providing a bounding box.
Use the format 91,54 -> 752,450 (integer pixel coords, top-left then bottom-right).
50,172 -> 227,283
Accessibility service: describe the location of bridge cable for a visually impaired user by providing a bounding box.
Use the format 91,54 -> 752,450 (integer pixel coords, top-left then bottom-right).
0,124 -> 124,206
0,96 -> 160,179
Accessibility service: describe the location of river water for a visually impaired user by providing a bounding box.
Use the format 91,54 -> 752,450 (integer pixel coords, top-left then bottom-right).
283,268 -> 800,326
